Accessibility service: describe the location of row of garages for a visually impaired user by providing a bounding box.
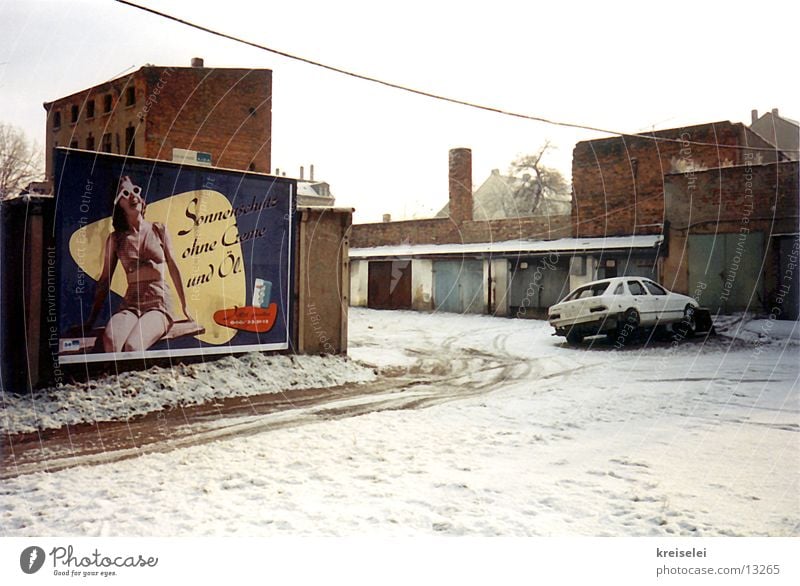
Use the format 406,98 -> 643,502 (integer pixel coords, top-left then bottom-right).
350,233 -> 799,319
350,236 -> 661,317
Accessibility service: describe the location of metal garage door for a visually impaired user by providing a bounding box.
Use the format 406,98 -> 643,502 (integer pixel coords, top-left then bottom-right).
508,259 -> 570,317
368,260 -> 412,309
433,260 -> 484,314
688,232 -> 764,313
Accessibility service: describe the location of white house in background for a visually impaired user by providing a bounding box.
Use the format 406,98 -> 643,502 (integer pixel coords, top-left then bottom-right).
436,169 -> 571,221
750,108 -> 799,161
297,180 -> 335,206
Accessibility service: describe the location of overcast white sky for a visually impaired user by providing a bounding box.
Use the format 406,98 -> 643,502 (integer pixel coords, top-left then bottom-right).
1,0 -> 797,222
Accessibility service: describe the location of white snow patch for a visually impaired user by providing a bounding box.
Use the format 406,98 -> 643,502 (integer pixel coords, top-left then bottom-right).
0,353 -> 376,434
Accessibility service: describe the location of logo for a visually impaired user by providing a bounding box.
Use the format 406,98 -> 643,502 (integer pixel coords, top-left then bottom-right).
20,546 -> 46,574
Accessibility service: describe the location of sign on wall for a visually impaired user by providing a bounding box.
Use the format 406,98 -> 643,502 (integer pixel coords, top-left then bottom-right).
54,149 -> 295,364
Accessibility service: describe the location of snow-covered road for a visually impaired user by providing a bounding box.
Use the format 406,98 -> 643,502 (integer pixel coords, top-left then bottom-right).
1,309 -> 798,536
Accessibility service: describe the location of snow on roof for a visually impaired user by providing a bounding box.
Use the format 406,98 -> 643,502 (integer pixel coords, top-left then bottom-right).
350,235 -> 663,259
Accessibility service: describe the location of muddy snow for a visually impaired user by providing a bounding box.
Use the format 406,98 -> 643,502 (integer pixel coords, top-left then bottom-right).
1,309 -> 797,536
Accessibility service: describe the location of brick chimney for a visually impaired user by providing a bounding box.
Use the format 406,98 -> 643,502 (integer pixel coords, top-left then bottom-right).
751,109 -> 759,124
191,57 -> 204,67
448,147 -> 473,224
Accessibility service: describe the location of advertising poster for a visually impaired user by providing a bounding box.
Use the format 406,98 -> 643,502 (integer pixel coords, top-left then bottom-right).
54,149 -> 295,364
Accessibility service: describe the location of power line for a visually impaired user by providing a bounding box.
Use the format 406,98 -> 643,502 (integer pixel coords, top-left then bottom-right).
116,0 -> 797,154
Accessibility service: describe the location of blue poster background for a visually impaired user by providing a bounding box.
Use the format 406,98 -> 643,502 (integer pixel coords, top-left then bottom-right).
54,149 -> 296,362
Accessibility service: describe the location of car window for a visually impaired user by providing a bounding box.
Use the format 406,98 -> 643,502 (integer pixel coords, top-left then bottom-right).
643,281 -> 667,296
613,283 -> 624,295
565,282 -> 610,301
627,280 -> 647,296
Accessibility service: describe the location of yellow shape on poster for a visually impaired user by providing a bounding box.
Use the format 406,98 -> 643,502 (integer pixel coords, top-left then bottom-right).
68,189 -> 246,345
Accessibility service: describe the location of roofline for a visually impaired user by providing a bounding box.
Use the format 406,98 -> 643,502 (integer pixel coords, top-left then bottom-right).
350,235 -> 663,259
575,120 -> 741,147
52,147 -> 290,180
43,65 -> 273,109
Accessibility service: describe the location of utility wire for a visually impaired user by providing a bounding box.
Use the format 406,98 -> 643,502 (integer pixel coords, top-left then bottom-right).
116,0 -> 797,154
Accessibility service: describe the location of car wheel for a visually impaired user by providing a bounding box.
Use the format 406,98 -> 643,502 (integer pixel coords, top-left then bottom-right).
681,305 -> 697,338
623,308 -> 640,329
613,308 -> 640,347
566,330 -> 583,345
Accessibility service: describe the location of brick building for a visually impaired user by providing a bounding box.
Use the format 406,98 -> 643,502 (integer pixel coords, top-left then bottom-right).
571,121 -> 779,240
43,59 -> 272,180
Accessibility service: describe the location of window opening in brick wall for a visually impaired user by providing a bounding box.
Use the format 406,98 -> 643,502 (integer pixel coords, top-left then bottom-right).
125,126 -> 135,156
53,111 -> 61,129
101,133 -> 112,153
86,133 -> 95,151
125,86 -> 135,107
87,100 -> 95,119
103,94 -> 112,113
71,104 -> 79,124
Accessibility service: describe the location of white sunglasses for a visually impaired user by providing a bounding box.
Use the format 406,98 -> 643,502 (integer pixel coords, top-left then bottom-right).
114,184 -> 142,205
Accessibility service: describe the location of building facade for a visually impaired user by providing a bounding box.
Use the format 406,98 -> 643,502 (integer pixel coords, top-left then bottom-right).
43,59 -> 272,179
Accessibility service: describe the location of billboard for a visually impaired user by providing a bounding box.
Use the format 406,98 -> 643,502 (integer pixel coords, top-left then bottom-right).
54,149 -> 296,364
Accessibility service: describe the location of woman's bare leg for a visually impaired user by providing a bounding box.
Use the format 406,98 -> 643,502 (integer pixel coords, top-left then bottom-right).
122,310 -> 170,352
102,310 -> 138,352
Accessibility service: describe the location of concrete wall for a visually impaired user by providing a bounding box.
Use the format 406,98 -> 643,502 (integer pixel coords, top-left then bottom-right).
411,259 -> 433,311
297,207 -> 351,354
350,259 -> 368,307
491,259 -> 510,316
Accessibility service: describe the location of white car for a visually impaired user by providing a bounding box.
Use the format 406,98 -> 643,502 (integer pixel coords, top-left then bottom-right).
547,277 -> 700,344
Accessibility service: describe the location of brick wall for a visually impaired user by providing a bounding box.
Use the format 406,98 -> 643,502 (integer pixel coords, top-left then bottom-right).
350,215 -> 571,248
144,67 -> 272,173
571,121 -> 777,239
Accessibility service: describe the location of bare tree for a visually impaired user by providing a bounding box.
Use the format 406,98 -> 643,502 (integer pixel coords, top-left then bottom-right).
0,123 -> 44,199
507,141 -> 569,215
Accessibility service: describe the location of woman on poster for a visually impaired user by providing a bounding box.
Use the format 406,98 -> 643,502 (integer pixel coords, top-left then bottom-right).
85,176 -> 192,353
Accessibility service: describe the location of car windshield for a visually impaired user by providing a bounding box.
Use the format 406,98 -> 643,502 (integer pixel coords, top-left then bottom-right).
564,282 -> 610,301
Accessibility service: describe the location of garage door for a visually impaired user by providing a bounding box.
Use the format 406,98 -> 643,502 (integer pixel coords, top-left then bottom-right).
508,259 -> 570,316
688,232 -> 764,313
433,260 -> 484,314
368,260 -> 412,309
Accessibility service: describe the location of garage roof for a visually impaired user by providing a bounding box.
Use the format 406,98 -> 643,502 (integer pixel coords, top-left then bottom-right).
350,235 -> 663,259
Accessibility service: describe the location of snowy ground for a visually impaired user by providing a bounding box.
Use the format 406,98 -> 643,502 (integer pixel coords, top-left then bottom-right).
0,353 -> 376,434
1,309 -> 798,536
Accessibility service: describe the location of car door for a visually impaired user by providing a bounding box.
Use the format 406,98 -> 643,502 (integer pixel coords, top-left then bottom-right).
626,279 -> 656,325
642,280 -> 670,321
